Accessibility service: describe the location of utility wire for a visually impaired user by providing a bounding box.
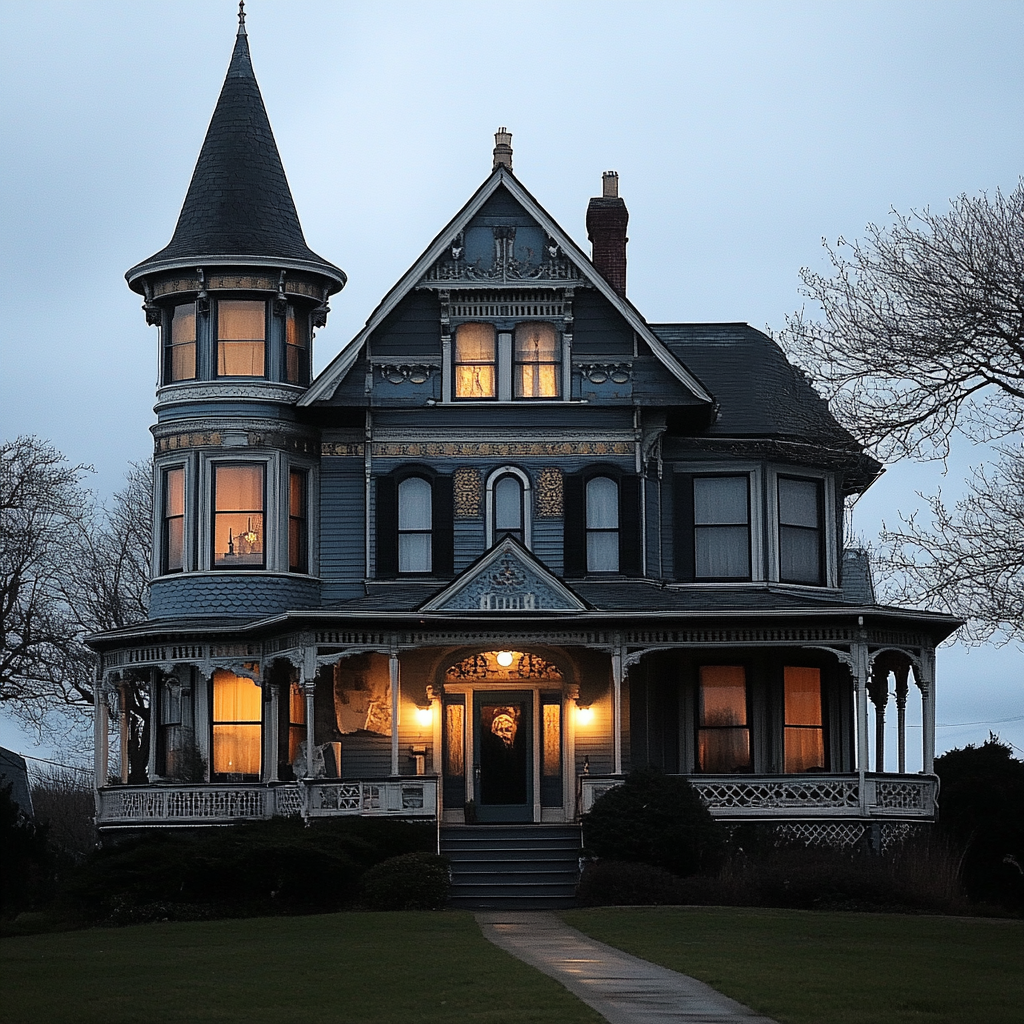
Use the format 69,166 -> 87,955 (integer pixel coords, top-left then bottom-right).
14,753 -> 92,774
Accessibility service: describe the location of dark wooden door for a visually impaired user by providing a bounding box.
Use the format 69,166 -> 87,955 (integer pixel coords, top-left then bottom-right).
474,691 -> 533,823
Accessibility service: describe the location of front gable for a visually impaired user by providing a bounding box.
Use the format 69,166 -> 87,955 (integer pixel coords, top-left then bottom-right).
420,536 -> 588,613
300,168 -> 713,409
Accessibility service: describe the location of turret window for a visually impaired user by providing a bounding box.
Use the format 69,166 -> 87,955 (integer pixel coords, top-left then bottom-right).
165,303 -> 197,382
454,323 -> 497,399
694,475 -> 751,580
216,299 -> 266,377
288,469 -> 308,573
212,464 -> 265,568
285,305 -> 309,384
161,466 -> 185,575
514,322 -> 560,398
778,477 -> 824,584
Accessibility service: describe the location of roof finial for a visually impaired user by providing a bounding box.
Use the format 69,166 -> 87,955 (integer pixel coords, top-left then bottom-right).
237,0 -> 247,36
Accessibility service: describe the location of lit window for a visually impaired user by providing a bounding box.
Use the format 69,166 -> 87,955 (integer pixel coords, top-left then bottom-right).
212,669 -> 262,780
217,299 -> 266,377
694,476 -> 750,579
514,322 -> 560,398
289,469 -> 308,573
697,665 -> 751,773
454,323 -> 496,399
212,464 -> 264,569
165,303 -> 196,382
779,477 -> 824,584
586,477 -> 619,572
398,476 -> 432,573
493,474 -> 525,544
162,466 -> 185,574
784,667 -> 825,772
285,305 -> 309,384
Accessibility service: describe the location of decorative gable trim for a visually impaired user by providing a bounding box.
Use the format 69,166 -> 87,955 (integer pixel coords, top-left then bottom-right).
300,168 -> 714,406
419,535 -> 588,613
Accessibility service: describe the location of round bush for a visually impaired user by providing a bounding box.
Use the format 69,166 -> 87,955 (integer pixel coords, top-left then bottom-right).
583,767 -> 725,877
358,852 -> 451,911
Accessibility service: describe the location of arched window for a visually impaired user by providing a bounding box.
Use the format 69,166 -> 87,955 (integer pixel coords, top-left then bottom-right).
487,468 -> 531,548
586,476 -> 619,572
398,476 -> 432,573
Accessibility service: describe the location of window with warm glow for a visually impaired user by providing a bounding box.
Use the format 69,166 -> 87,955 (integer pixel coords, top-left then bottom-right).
288,681 -> 306,765
166,303 -> 197,382
694,476 -> 750,579
212,669 -> 262,779
514,322 -> 560,398
779,477 -> 824,584
493,474 -> 525,544
454,323 -> 496,399
697,665 -> 751,773
288,469 -> 308,573
398,476 -> 432,573
217,299 -> 266,377
784,666 -> 825,772
285,305 -> 309,384
586,476 -> 619,572
162,467 -> 185,574
212,464 -> 264,568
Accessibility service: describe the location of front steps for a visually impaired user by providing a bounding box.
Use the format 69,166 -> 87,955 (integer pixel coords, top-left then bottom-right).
440,824 -> 583,909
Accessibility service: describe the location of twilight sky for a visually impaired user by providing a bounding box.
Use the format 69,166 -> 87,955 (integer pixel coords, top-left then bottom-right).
0,0 -> 1021,766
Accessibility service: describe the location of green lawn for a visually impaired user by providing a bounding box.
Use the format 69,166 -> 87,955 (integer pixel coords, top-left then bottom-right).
0,912 -> 603,1024
562,906 -> 1024,1024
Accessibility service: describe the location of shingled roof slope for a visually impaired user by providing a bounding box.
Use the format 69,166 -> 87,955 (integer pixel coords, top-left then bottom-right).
653,323 -> 858,445
126,26 -> 343,288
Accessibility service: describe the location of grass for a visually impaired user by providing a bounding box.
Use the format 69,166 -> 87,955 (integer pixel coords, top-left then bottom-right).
0,911 -> 604,1024
562,906 -> 1024,1024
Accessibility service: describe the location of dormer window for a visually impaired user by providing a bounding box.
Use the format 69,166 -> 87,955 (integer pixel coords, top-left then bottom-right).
514,322 -> 560,398
454,323 -> 496,399
212,464 -> 265,568
216,299 -> 266,377
165,303 -> 197,382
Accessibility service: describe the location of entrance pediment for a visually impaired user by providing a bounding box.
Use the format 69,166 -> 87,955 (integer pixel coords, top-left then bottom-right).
419,536 -> 587,613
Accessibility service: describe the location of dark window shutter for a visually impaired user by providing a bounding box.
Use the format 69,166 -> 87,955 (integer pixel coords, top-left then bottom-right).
619,475 -> 643,576
563,473 -> 585,577
673,473 -> 695,581
432,475 -> 454,576
375,475 -> 398,577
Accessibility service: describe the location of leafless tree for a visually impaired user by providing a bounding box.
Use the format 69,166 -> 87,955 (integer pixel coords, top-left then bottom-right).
778,182 -> 1024,642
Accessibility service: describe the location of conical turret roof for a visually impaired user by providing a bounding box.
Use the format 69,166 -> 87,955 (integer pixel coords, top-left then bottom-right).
127,21 -> 344,291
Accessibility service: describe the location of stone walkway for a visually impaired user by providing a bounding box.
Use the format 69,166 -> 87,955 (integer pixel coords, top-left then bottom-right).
476,911 -> 778,1024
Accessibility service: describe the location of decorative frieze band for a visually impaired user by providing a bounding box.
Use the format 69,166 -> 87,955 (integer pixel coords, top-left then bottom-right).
156,431 -> 222,453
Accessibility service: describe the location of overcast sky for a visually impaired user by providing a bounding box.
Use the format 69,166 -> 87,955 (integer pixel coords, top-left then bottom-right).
1,0 -> 1021,767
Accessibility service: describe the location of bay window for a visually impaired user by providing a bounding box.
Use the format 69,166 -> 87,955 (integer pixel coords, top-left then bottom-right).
161,466 -> 185,575
778,476 -> 824,584
694,475 -> 750,580
211,669 -> 262,780
216,299 -> 266,377
697,665 -> 751,773
784,666 -> 825,772
285,305 -> 309,384
212,464 -> 265,569
288,469 -> 308,573
165,302 -> 197,382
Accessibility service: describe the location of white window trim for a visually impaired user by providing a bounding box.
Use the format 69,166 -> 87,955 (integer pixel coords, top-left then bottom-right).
199,451 -> 281,572
766,466 -> 837,588
485,466 -> 532,549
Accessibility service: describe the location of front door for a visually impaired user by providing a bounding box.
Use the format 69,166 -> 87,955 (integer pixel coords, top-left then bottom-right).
474,691 -> 533,823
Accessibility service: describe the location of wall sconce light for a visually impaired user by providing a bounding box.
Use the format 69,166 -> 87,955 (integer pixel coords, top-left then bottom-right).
415,705 -> 433,728
576,704 -> 594,726
496,650 -> 514,668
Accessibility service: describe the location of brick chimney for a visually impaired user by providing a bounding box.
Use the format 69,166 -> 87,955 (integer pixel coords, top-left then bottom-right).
586,171 -> 628,296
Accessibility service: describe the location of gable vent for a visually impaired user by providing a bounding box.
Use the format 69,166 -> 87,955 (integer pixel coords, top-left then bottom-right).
450,289 -> 564,319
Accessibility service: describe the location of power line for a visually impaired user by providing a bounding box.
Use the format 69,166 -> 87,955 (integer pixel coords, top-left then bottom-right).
908,714 -> 1024,729
16,753 -> 92,774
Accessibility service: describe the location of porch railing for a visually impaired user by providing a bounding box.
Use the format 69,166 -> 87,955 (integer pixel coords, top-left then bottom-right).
96,778 -> 438,827
577,772 -> 937,820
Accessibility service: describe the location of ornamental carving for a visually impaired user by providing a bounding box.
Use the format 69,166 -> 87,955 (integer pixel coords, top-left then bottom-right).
321,442 -> 365,457
445,650 -> 562,683
453,468 -> 482,518
576,362 -> 632,384
423,227 -> 583,286
155,431 -> 223,453
376,363 -> 439,385
536,468 -> 563,517
155,383 -> 304,407
247,432 -> 318,454
371,441 -> 633,458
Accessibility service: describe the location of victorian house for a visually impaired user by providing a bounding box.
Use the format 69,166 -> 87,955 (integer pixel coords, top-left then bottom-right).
90,13 -> 959,899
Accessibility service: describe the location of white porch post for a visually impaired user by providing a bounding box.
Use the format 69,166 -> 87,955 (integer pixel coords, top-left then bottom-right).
93,667 -> 108,792
390,649 -> 400,776
303,671 -> 316,778
920,645 -> 937,774
118,682 -> 130,785
895,664 -> 910,774
853,637 -> 869,813
146,669 -> 159,782
870,667 -> 888,773
611,646 -> 624,775
265,678 -> 280,782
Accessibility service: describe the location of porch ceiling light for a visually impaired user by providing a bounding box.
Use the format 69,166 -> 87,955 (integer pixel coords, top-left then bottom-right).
576,704 -> 594,725
496,651 -> 514,668
415,706 -> 433,728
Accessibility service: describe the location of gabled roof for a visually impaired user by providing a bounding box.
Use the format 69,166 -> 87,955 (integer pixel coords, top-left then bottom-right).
300,167 -> 713,406
126,22 -> 344,292
419,535 -> 588,613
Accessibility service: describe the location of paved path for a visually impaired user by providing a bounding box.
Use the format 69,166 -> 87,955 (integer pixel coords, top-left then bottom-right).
476,911 -> 778,1024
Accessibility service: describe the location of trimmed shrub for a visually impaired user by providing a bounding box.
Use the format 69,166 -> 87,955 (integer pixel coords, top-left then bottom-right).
358,852 -> 451,911
583,768 -> 726,877
577,860 -> 691,906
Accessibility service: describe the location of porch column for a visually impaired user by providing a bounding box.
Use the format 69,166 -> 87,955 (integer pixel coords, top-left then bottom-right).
869,666 -> 888,773
852,638 -> 869,813
303,673 -> 316,779
265,679 -> 280,782
93,667 -> 108,792
919,645 -> 936,774
611,647 -> 624,775
894,664 -> 910,773
390,649 -> 400,776
146,669 -> 159,782
118,682 -> 130,785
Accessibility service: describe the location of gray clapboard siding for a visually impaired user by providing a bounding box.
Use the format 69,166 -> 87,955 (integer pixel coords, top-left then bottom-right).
319,457 -> 365,582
